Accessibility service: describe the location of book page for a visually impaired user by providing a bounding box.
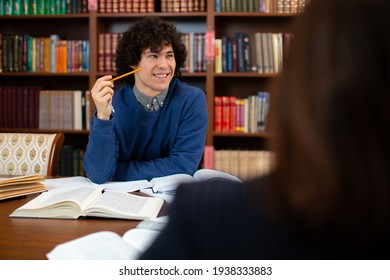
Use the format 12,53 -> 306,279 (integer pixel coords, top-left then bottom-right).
122,216 -> 169,258
83,190 -> 164,220
193,169 -> 243,183
43,177 -> 152,193
122,229 -> 161,258
96,179 -> 153,193
9,187 -> 101,219
140,188 -> 175,203
27,187 -> 100,209
150,173 -> 195,192
46,231 -> 140,260
43,177 -> 95,191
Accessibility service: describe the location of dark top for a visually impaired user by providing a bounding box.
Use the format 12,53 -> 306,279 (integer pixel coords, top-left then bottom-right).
140,176 -> 390,260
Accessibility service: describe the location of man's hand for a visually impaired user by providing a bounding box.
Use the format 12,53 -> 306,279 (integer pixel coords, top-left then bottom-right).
91,75 -> 114,120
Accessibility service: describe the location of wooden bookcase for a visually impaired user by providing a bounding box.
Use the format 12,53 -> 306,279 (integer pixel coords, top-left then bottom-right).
208,6 -> 295,150
0,0 -> 297,174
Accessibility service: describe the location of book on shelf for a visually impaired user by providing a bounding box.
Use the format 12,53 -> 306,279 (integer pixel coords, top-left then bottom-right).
46,215 -> 168,260
140,169 -> 243,203
214,93 -> 270,133
214,38 -> 222,73
203,145 -> 214,169
0,175 -> 46,200
213,149 -> 274,180
9,185 -> 164,220
215,0 -> 308,13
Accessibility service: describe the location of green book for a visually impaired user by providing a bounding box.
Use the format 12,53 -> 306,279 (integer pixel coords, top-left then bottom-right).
30,0 -> 38,15
38,0 -> 45,14
22,0 -> 30,14
4,0 -> 13,15
0,0 -> 5,15
13,0 -> 22,15
26,35 -> 33,72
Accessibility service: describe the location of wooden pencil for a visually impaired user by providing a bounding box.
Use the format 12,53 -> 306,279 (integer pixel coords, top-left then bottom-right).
110,68 -> 142,82
108,68 -> 141,113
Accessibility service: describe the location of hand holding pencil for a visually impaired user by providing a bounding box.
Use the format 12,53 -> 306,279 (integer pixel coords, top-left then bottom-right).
91,68 -> 141,120
109,68 -> 142,113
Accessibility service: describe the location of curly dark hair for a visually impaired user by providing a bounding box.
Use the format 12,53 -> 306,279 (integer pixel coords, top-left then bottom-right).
115,17 -> 187,84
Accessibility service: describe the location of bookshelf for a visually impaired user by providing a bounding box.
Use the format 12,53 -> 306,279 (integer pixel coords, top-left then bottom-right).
0,0 -> 300,177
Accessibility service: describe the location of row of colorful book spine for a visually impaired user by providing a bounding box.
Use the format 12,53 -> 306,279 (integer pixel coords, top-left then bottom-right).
160,0 -> 205,12
215,0 -> 309,13
215,32 -> 293,74
0,0 -> 88,15
214,92 -> 270,133
0,34 -> 89,73
96,0 -> 206,13
0,86 -> 91,130
181,32 -> 206,73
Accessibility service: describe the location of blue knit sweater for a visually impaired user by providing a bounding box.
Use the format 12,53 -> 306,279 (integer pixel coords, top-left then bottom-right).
83,78 -> 208,184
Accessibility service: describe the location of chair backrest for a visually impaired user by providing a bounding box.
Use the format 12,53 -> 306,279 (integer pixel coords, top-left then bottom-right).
0,132 -> 65,176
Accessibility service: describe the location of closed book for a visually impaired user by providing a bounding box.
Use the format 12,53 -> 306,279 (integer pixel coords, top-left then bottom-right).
214,38 -> 222,73
203,145 -> 214,169
235,33 -> 246,72
214,96 -> 222,132
221,96 -> 230,132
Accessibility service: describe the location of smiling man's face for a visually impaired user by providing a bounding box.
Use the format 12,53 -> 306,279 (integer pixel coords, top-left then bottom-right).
133,45 -> 176,97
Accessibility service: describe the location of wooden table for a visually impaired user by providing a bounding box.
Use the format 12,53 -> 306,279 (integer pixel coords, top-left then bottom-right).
0,193 -> 167,260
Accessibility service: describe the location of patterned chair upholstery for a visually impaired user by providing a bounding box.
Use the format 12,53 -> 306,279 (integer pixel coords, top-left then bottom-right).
0,132 -> 64,176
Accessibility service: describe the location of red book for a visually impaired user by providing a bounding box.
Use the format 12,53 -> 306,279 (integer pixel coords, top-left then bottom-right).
221,96 -> 230,132
98,0 -> 105,12
98,33 -> 105,72
203,145 -> 214,169
125,0 -> 132,12
229,96 -> 237,132
214,96 -> 222,132
118,0 -> 125,12
104,33 -> 112,73
132,0 -> 140,12
140,0 -> 147,12
147,0 -> 154,11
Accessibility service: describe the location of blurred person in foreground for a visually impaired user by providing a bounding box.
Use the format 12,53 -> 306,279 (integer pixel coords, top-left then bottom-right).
83,17 -> 208,184
140,0 -> 390,259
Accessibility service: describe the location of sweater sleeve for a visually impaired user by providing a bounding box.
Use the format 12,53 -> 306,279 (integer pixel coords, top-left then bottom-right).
82,115 -> 120,184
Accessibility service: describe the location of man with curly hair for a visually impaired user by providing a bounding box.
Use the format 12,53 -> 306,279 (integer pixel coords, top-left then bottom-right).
83,17 -> 208,184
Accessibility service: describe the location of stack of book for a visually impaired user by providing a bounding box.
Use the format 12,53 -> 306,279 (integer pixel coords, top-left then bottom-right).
0,175 -> 46,200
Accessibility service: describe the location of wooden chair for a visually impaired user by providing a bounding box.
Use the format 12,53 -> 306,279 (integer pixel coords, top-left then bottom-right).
0,132 -> 65,176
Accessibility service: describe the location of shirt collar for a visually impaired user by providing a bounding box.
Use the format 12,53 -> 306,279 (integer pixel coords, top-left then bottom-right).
133,86 -> 168,111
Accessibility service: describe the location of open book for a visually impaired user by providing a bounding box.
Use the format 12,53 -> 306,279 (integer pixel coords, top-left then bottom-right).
46,216 -> 168,260
140,169 -> 243,202
9,186 -> 164,220
0,175 -> 46,200
42,176 -> 153,193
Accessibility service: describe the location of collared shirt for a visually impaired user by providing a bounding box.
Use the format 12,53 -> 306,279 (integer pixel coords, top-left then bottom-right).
133,86 -> 167,111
